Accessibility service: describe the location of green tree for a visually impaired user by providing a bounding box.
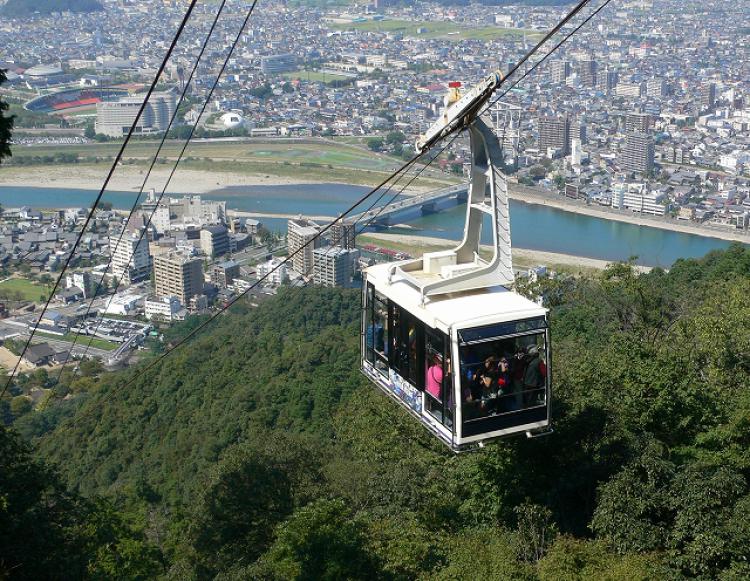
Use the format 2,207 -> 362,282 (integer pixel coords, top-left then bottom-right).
529,165 -> 547,179
10,395 -> 32,418
251,499 -> 379,580
537,537 -> 663,581
386,130 -> 405,145
0,69 -> 14,164
366,137 -> 384,152
189,444 -> 294,573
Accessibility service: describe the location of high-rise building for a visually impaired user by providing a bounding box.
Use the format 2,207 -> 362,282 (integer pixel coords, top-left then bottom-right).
287,218 -> 322,275
200,225 -> 230,257
153,252 -> 204,306
701,83 -> 716,111
550,60 -> 571,84
110,232 -> 151,284
95,91 -> 176,137
211,260 -> 240,289
312,246 -> 359,288
538,115 -> 571,157
620,132 -> 655,174
578,60 -> 598,87
596,69 -> 618,96
571,115 -> 587,144
625,113 -> 652,133
646,79 -> 666,98
571,138 -> 582,166
329,220 -> 356,249
260,54 -> 297,74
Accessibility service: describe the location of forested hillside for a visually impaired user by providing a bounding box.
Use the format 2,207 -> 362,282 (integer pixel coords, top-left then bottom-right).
4,246 -> 750,579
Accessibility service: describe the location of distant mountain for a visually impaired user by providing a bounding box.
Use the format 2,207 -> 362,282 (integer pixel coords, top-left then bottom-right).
1,0 -> 103,17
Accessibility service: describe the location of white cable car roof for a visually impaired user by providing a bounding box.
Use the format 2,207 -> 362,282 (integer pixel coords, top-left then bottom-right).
366,261 -> 547,333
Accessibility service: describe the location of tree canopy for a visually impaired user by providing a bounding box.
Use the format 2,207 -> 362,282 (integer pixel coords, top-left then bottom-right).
4,245 -> 750,578
0,70 -> 14,164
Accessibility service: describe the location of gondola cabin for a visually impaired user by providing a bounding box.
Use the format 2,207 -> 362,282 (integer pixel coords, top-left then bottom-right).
361,116 -> 551,451
362,262 -> 550,452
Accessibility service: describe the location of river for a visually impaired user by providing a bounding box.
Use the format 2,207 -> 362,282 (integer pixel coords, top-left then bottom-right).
0,184 -> 736,268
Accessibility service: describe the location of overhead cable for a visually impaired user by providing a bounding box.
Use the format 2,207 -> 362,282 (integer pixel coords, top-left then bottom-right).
0,0 -> 201,400
48,0 -> 233,394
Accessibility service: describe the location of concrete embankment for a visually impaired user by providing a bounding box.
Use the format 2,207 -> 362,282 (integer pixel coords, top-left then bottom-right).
508,182 -> 750,245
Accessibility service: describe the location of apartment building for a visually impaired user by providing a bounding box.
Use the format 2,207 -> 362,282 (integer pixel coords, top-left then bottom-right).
153,251 -> 204,305
200,225 -> 230,258
287,218 -> 322,275
110,232 -> 151,284
538,115 -> 571,157
312,246 -> 359,288
620,132 -> 655,174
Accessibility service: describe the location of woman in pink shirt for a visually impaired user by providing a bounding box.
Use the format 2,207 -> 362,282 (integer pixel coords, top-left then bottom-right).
426,356 -> 444,400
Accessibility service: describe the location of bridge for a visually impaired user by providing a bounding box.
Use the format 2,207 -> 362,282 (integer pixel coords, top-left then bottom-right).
351,183 -> 467,228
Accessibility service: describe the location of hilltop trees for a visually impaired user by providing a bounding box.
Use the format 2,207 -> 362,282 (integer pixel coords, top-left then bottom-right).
0,426 -> 161,579
2,245 -> 748,578
0,69 -> 14,164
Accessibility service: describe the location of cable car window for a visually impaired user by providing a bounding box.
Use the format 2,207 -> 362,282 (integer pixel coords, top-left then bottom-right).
373,292 -> 388,375
425,328 -> 452,428
364,284 -> 388,376
459,317 -> 547,345
364,285 -> 375,365
460,331 -> 547,424
390,304 -> 424,389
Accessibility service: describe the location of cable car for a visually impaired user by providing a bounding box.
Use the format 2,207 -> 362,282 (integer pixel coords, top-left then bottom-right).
361,83 -> 551,451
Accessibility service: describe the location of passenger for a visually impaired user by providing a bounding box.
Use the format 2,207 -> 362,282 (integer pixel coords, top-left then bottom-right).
496,357 -> 513,412
477,368 -> 499,415
511,346 -> 528,408
426,355 -> 443,401
523,345 -> 547,405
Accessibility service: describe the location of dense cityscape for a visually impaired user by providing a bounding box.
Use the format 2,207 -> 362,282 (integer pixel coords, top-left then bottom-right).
0,0 -> 746,384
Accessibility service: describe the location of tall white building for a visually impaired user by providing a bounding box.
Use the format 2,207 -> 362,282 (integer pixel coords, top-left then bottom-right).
287,218 -> 322,275
110,232 -> 151,284
571,138 -> 582,166
95,91 -> 176,138
257,257 -> 289,286
312,246 -> 359,288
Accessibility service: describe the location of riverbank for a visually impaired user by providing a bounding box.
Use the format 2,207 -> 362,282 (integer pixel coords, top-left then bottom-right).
0,165 -> 333,193
0,163 -> 439,196
1,163 -> 746,245
360,232 -> 652,274
508,182 -> 750,245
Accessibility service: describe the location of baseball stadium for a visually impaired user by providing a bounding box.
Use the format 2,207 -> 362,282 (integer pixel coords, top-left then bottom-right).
24,86 -> 132,114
